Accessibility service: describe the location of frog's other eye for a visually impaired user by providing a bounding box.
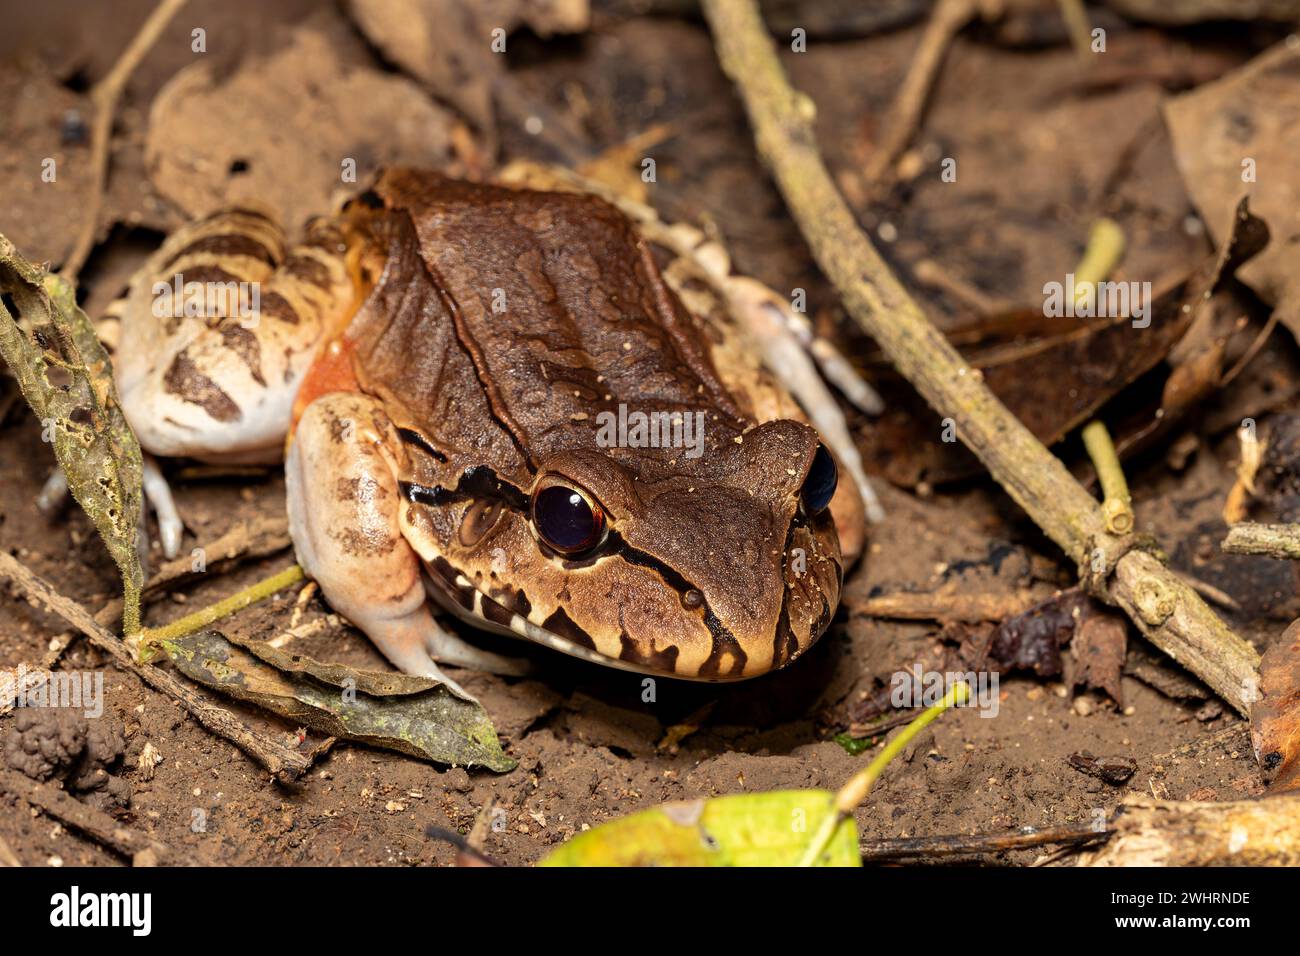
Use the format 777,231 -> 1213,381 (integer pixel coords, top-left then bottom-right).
531,481 -> 607,556
800,444 -> 838,516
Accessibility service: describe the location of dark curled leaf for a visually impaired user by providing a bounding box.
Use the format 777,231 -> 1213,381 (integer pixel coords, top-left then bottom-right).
0,235 -> 144,632
983,590 -> 1090,678
159,630 -> 516,772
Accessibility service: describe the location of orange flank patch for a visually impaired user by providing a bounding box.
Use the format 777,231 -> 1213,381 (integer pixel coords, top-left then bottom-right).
288,337 -> 361,441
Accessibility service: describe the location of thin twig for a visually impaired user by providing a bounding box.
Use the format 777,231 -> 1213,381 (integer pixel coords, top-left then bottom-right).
93,513 -> 292,630
139,564 -> 305,648
1072,217 -> 1126,309
0,550 -> 311,779
0,833 -> 21,867
1222,522 -> 1300,560
859,823 -> 1106,862
863,0 -> 978,187
846,588 -> 1040,622
700,0 -> 1261,716
0,767 -> 170,863
1057,0 -> 1094,62
912,259 -> 1012,315
1082,420 -> 1134,534
799,682 -> 968,866
61,0 -> 187,282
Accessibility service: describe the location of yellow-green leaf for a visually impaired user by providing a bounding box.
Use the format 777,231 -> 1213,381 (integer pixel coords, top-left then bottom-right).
539,789 -> 859,867
0,234 -> 144,633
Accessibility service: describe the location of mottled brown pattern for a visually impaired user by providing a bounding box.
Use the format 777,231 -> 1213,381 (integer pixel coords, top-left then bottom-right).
256,291 -> 302,325
331,526 -> 396,558
162,351 -> 241,423
161,233 -> 280,272
218,324 -> 265,386
282,253 -> 333,289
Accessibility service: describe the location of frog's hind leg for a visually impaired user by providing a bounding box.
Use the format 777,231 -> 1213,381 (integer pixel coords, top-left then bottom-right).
113,206 -> 356,465
286,392 -> 529,701
97,206 -> 358,557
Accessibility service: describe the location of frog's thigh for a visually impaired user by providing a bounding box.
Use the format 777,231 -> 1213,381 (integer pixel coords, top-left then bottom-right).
286,394 -> 523,696
114,210 -> 351,463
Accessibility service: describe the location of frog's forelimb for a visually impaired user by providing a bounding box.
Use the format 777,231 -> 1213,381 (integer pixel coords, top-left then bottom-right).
286,393 -> 531,702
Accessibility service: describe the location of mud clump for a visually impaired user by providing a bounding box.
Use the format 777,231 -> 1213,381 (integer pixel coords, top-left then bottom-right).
3,708 -> 131,810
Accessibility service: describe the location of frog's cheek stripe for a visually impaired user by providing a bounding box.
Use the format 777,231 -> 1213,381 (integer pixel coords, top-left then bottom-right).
421,553 -> 756,681
420,557 -> 654,675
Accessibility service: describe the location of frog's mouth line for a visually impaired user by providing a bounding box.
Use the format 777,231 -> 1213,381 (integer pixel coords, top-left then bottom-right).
418,539 -> 817,681
420,555 -> 678,677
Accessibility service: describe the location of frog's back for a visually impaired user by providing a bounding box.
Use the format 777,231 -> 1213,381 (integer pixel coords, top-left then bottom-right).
344,171 -> 756,483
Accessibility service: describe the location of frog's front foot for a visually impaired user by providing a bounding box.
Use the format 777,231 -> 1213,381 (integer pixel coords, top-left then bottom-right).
286,392 -> 532,702
37,454 -> 186,560
141,455 -> 185,559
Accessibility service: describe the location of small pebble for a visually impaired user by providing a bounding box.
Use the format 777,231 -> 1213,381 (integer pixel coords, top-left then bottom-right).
1073,696 -> 1094,717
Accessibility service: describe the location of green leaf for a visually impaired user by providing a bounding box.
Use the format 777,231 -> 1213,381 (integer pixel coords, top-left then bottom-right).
0,235 -> 144,633
539,789 -> 860,866
834,732 -> 876,756
159,629 -> 516,772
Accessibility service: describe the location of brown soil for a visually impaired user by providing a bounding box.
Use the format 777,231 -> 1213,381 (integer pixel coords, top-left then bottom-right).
0,1 -> 1288,866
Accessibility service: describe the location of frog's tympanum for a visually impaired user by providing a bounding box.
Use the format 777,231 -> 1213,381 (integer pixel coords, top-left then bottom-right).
115,170 -> 860,687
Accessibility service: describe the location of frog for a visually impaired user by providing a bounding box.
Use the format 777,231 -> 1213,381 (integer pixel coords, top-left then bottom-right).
108,167 -> 868,691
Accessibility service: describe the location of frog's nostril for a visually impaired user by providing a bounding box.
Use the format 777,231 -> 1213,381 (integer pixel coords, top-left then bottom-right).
799,444 -> 838,516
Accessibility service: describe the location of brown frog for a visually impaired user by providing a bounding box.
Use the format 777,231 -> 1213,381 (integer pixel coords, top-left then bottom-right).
112,169 -> 865,691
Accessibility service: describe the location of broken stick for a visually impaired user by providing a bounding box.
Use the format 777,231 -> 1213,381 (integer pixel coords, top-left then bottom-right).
0,768 -> 170,864
700,0 -> 1261,716
1080,793 -> 1300,866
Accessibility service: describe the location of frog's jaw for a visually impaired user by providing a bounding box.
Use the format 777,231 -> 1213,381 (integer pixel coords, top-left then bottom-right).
420,559 -> 670,677
416,534 -> 840,682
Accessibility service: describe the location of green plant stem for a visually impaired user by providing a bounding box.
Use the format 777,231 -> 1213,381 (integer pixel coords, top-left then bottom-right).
140,564 -> 304,650
1057,0 -> 1094,62
1081,420 -> 1134,534
1072,216 -> 1125,309
797,681 -> 969,867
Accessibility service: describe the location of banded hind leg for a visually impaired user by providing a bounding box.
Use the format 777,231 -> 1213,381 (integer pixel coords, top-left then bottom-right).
286,392 -> 530,699
92,205 -> 360,556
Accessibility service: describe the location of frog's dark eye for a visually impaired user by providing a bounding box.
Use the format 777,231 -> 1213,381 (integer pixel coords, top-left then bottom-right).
800,444 -> 838,516
531,482 -> 606,556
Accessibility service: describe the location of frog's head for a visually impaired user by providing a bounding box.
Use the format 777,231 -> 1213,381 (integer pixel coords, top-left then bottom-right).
406,417 -> 842,680
345,169 -> 844,679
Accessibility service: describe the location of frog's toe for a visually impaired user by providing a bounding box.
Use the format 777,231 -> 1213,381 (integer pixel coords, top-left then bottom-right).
142,455 -> 185,559
422,623 -> 535,678
37,460 -> 186,560
36,469 -> 70,516
376,633 -> 478,703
